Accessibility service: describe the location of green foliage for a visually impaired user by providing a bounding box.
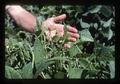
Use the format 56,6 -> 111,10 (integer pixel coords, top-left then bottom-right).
67,67 -> 83,78
5,66 -> 22,79
21,62 -> 33,79
79,29 -> 94,42
5,5 -> 115,79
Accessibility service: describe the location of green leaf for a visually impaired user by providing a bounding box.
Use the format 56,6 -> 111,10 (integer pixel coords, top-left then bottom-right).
21,62 -> 33,79
80,18 -> 90,28
33,38 -> 46,67
69,45 -> 82,57
68,68 -> 83,79
108,61 -> 115,79
45,73 -> 51,79
108,28 -> 113,40
54,71 -> 65,79
100,6 -> 113,17
101,27 -> 113,40
89,5 -> 102,13
34,60 -> 54,78
97,46 -> 114,61
79,29 -> 94,42
94,23 -> 98,29
109,45 -> 115,52
103,18 -> 112,28
87,70 -> 99,77
5,66 -> 22,79
62,5 -> 72,9
79,58 -> 89,69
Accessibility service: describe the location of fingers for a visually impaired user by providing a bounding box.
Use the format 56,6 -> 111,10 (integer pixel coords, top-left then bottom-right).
68,37 -> 77,42
64,43 -> 71,48
68,32 -> 79,38
53,24 -> 79,35
64,28 -> 79,48
54,14 -> 66,23
67,26 -> 78,33
52,24 -> 80,40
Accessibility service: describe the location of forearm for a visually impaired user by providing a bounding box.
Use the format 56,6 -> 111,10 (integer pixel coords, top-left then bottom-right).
5,5 -> 24,15
5,5 -> 37,33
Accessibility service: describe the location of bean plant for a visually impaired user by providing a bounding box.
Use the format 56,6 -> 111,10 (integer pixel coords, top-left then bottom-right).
5,5 -> 115,79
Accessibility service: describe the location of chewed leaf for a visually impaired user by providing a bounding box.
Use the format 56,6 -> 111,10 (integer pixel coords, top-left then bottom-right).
79,29 -> 94,42
80,18 -> 90,28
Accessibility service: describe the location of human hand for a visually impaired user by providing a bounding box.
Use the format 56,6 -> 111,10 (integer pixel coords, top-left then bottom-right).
5,5 -> 36,33
42,14 -> 79,48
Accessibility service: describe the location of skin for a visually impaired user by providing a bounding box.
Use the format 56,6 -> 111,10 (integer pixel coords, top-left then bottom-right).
5,5 -> 80,48
5,5 -> 36,33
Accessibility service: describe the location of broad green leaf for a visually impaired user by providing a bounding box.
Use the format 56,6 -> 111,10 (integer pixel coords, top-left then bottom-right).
80,18 -> 90,28
100,6 -> 113,17
108,61 -> 115,79
103,18 -> 112,28
5,66 -> 22,79
34,60 -> 54,78
21,62 -> 33,79
79,29 -> 94,42
89,5 -> 102,13
68,68 -> 83,79
33,38 -> 46,67
69,45 -> 82,57
54,71 -> 65,79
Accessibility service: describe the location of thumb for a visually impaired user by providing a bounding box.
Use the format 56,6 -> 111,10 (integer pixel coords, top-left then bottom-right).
54,14 -> 66,23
